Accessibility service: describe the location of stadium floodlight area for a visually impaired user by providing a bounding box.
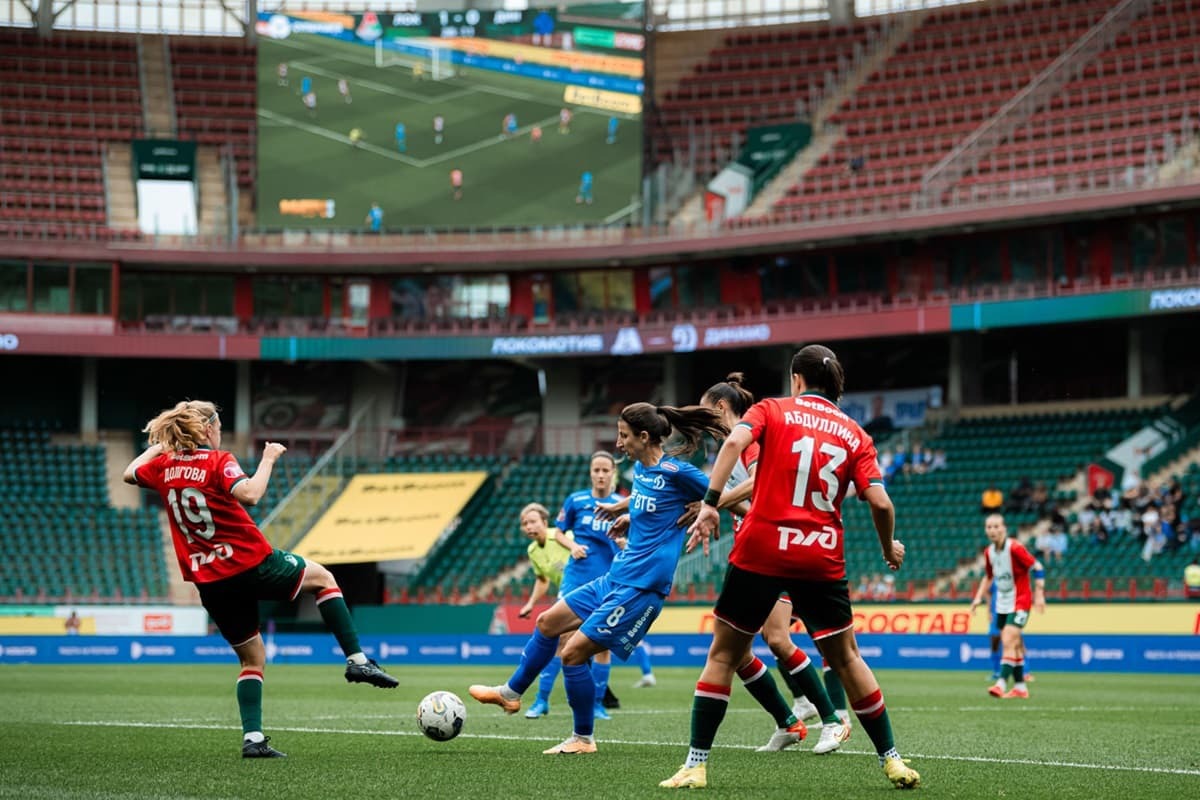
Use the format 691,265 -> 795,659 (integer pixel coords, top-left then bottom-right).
374,39 -> 454,81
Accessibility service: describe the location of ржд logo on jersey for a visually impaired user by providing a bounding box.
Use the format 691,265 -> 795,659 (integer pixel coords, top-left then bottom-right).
777,525 -> 838,551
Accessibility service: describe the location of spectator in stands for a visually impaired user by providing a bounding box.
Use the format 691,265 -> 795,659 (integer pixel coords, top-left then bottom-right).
1029,482 -> 1050,515
1140,505 -> 1165,562
981,484 -> 1004,514
877,575 -> 896,602
855,575 -> 872,600
1186,558 -> 1200,600
64,610 -> 81,635
848,149 -> 865,174
930,449 -> 948,472
1008,476 -> 1034,513
1162,503 -> 1185,553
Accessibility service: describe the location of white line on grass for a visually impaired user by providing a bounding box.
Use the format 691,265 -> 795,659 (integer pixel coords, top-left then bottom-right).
288,59 -> 443,104
257,108 -> 424,167
417,115 -> 561,167
604,201 -> 640,224
60,720 -> 1200,777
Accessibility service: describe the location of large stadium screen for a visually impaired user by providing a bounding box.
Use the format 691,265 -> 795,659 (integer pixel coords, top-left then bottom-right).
255,5 -> 645,229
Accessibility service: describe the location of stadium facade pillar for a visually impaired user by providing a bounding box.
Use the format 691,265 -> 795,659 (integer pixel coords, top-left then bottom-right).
234,360 -> 252,457
828,0 -> 856,23
351,362 -> 398,448
1128,321 -> 1165,397
948,333 -> 982,409
80,358 -> 98,444
662,353 -> 692,407
541,361 -> 581,455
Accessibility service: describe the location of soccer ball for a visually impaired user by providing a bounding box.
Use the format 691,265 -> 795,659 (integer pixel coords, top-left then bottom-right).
417,691 -> 466,741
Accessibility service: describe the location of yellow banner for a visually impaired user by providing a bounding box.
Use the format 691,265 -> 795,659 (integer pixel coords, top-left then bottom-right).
294,472 -> 489,564
651,603 -> 1200,636
0,617 -> 96,635
444,37 -> 644,77
563,85 -> 642,115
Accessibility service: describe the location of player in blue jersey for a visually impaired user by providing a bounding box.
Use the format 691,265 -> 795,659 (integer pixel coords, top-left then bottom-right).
469,402 -> 728,754
576,170 -> 594,205
394,122 -> 407,153
606,116 -> 619,144
526,451 -> 623,720
300,75 -> 312,97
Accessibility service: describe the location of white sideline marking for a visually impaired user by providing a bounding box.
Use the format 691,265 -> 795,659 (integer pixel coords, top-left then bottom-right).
60,720 -> 1200,776
256,108 -> 423,166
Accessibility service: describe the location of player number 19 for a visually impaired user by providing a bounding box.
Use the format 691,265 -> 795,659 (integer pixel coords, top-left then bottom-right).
167,487 -> 216,543
791,436 -> 847,511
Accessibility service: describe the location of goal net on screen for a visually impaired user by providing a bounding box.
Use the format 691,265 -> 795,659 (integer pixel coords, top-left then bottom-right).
374,39 -> 455,80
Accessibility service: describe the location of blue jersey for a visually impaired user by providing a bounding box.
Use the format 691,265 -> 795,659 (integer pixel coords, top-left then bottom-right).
395,123 -> 406,139
609,457 -> 708,596
608,118 -> 619,133
301,77 -> 312,94
580,171 -> 593,190
557,489 -> 622,588
368,207 -> 383,230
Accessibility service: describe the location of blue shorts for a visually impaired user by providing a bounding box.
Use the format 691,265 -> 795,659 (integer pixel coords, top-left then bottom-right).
987,611 -> 1000,637
563,574 -> 664,662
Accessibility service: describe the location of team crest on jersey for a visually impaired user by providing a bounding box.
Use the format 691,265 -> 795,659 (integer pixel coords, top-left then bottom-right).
223,463 -> 244,479
659,461 -> 678,472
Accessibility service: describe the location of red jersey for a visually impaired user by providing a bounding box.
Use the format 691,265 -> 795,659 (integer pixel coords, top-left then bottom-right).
730,393 -> 882,581
134,448 -> 273,583
984,538 -> 1037,613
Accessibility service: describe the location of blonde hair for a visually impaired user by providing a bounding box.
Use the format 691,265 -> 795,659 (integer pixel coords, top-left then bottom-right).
143,400 -> 220,453
519,502 -> 550,524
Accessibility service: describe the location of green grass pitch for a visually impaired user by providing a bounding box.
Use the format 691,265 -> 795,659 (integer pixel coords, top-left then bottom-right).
2,665 -> 1198,798
256,34 -> 644,229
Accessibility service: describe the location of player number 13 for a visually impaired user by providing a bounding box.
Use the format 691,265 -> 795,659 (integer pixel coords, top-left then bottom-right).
791,436 -> 846,511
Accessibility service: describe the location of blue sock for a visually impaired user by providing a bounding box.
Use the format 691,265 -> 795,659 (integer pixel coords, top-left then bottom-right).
536,656 -> 562,703
509,630 -> 559,695
990,647 -> 1002,677
592,660 -> 611,706
563,662 -> 596,737
636,644 -> 653,676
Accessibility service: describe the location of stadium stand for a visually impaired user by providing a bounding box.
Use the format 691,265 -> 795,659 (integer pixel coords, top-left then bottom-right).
169,36 -> 256,196
770,0 -> 1122,221
0,29 -> 142,240
653,19 -> 883,179
948,0 -> 1200,204
0,423 -> 168,602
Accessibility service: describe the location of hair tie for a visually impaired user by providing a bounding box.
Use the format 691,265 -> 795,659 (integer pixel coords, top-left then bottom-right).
822,357 -> 830,366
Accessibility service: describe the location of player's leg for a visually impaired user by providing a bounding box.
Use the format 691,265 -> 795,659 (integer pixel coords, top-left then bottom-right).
199,579 -> 285,758
591,649 -> 613,720
292,554 -> 398,688
662,566 -> 779,788
800,581 -> 919,789
548,630 -> 608,753
989,632 -> 1003,680
555,584 -> 663,752
1004,614 -> 1030,698
470,581 -> 592,713
526,633 -> 562,718
632,639 -> 656,687
991,613 -> 1018,696
232,635 -> 285,758
762,599 -> 807,704
822,659 -> 852,724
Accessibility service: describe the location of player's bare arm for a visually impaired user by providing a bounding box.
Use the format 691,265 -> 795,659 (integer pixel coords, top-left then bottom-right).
232,442 -> 287,506
121,443 -> 164,484
554,528 -> 588,559
520,575 -> 550,618
863,484 -> 903,570
595,496 -> 629,521
1032,559 -> 1047,613
970,574 -> 993,614
687,426 -> 752,554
